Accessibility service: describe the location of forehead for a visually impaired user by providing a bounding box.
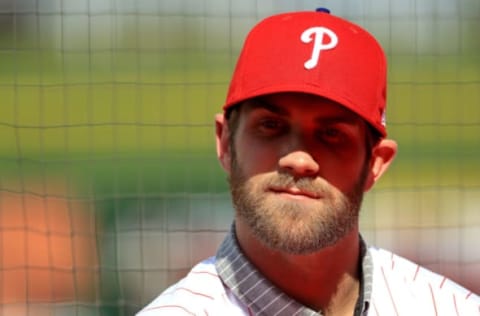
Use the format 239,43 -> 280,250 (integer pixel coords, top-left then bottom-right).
240,93 -> 366,124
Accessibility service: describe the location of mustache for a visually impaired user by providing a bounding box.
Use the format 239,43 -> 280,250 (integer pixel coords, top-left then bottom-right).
263,173 -> 330,195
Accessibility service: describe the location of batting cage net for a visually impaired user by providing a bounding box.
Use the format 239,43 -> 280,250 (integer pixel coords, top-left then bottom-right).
0,0 -> 479,315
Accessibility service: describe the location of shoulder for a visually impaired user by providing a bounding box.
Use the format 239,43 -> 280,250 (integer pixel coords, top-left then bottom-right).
136,257 -> 223,315
136,257 -> 248,316
368,246 -> 480,315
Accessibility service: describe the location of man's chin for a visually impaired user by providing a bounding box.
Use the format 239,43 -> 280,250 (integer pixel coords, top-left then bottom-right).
249,217 -> 343,254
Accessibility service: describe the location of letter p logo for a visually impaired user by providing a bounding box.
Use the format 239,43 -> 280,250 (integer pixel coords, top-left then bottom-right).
301,27 -> 338,70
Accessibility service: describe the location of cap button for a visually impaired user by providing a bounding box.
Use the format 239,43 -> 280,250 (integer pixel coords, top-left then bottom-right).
316,7 -> 331,14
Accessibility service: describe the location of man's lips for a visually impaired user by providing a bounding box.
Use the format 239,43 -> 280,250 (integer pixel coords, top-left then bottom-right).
269,186 -> 320,199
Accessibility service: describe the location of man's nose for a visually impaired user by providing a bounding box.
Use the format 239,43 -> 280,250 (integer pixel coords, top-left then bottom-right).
278,150 -> 320,178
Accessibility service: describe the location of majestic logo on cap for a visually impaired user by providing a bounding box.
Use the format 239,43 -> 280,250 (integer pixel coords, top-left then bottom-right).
301,27 -> 338,69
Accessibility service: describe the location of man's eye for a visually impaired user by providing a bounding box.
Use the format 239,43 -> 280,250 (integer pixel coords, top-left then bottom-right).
318,128 -> 344,143
257,118 -> 286,134
261,119 -> 282,129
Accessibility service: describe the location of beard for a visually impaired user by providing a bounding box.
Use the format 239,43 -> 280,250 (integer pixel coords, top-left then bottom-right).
229,153 -> 369,255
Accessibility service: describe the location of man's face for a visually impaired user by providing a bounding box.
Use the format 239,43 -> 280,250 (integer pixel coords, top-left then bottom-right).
227,93 -> 372,255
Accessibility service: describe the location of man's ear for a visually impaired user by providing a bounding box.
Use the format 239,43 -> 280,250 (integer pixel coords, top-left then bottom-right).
215,113 -> 232,174
364,139 -> 397,191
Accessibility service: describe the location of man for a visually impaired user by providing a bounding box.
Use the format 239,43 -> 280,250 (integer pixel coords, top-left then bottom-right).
137,9 -> 480,316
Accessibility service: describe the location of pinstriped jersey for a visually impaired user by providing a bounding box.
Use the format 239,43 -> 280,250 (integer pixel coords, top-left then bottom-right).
137,230 -> 480,316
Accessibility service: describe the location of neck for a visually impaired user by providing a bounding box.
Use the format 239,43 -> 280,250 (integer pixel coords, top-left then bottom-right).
235,220 -> 362,315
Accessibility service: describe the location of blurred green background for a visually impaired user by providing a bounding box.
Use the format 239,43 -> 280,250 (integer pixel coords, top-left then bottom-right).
0,0 -> 479,315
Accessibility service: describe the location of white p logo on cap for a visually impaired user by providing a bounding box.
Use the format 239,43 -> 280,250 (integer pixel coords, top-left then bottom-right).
301,26 -> 338,69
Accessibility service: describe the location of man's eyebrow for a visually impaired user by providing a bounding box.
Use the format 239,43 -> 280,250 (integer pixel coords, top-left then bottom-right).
314,115 -> 361,126
246,98 -> 364,126
247,99 -> 288,115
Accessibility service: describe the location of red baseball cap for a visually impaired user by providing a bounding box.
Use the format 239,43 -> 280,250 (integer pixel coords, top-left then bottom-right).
223,9 -> 388,137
